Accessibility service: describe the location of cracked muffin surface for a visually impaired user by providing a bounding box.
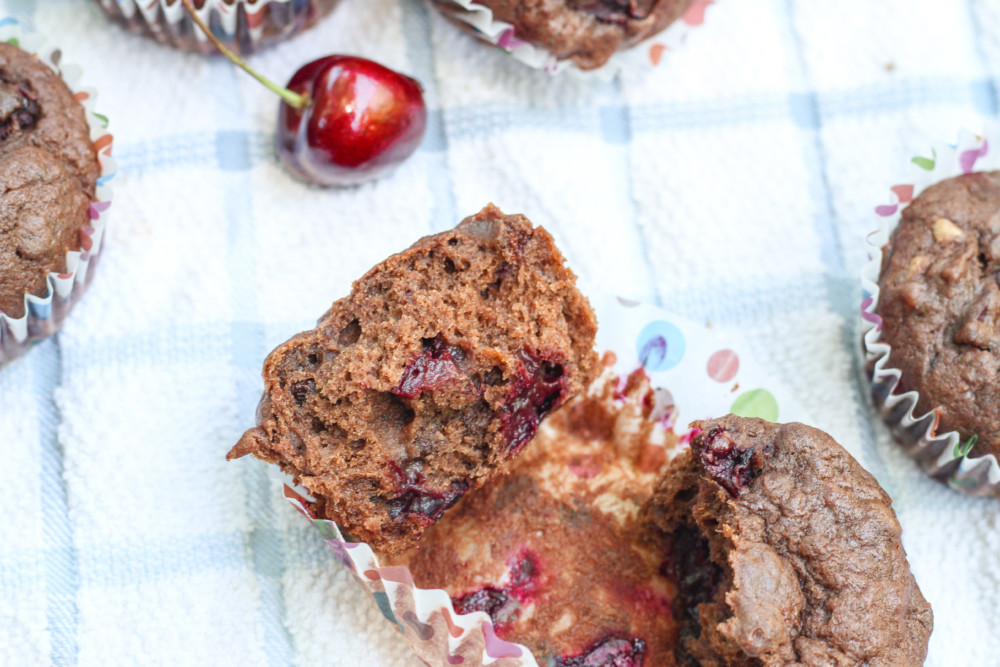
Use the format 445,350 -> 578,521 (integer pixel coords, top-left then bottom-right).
229,204 -> 598,555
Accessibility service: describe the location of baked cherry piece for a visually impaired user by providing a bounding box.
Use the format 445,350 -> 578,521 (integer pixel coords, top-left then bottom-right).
453,585 -> 520,629
0,80 -> 40,140
500,349 -> 568,456
387,459 -> 469,525
697,425 -> 772,498
452,551 -> 540,632
393,341 -> 568,457
179,0 -> 426,187
277,56 -> 427,187
392,336 -> 463,398
555,635 -> 647,667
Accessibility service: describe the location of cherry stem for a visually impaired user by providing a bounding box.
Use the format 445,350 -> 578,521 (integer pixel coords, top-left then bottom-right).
179,0 -> 308,110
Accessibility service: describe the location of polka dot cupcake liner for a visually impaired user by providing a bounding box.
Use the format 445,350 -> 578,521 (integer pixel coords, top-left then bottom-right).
92,0 -> 342,55
862,126 -> 1000,497
427,0 -> 715,77
0,19 -> 116,369
286,293 -> 809,665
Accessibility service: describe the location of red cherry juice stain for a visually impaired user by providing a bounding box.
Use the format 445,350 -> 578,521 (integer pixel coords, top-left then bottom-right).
568,454 -> 602,479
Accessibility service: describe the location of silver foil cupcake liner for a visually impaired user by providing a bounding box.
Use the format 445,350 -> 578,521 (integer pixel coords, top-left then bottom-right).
0,19 -> 116,369
862,127 -> 1000,496
93,0 -> 342,55
282,293 -> 809,665
428,0 -> 715,76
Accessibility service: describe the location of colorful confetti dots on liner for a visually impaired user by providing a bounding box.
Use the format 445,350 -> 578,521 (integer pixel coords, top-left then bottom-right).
730,388 -> 779,422
636,320 -> 685,371
706,349 -> 739,383
634,320 -> 778,423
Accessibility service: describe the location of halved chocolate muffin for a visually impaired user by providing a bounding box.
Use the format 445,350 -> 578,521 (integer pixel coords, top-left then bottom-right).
230,204 -> 598,555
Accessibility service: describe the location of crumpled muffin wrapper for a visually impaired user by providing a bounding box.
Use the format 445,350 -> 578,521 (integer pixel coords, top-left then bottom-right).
284,292 -> 808,665
0,19 -> 116,369
92,0 -> 341,55
862,126 -> 1000,497
427,0 -> 715,77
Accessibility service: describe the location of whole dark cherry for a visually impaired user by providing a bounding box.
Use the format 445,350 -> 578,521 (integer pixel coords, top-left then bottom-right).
277,57 -> 427,187
180,0 -> 427,187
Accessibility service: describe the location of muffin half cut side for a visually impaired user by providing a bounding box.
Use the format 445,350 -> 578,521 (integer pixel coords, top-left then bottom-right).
229,204 -> 599,555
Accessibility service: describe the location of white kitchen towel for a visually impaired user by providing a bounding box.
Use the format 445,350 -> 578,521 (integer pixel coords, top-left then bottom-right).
0,0 -> 998,665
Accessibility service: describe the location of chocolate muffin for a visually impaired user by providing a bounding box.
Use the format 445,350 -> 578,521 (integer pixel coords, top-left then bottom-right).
433,0 -> 697,70
395,367 -> 680,666
0,42 -> 99,319
93,0 -> 343,56
875,171 -> 1000,459
230,205 -> 599,555
644,416 -> 932,666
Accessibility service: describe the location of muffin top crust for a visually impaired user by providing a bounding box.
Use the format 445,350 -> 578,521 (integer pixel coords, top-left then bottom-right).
876,171 -> 1000,458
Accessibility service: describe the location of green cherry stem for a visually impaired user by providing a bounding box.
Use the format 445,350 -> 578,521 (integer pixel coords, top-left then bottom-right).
179,0 -> 309,110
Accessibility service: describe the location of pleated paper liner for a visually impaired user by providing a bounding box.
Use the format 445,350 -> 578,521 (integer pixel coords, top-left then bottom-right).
92,0 -> 342,55
284,293 -> 808,665
428,0 -> 715,77
862,127 -> 1000,496
0,19 -> 116,368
